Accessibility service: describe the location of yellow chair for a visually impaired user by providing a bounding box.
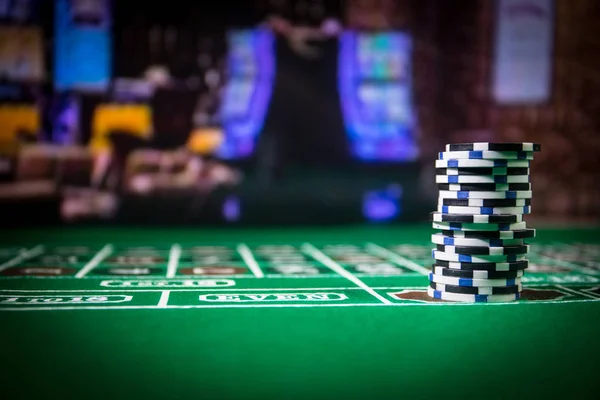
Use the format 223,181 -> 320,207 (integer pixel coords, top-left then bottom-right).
186,127 -> 224,155
0,104 -> 40,144
89,104 -> 152,154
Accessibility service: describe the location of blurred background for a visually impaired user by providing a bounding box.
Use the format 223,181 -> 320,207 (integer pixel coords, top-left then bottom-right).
0,0 -> 598,226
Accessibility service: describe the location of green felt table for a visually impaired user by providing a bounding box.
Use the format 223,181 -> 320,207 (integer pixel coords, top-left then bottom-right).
1,224 -> 599,399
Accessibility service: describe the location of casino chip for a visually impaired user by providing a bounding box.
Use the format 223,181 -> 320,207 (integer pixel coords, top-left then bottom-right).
436,204 -> 531,215
435,175 -> 530,184
438,183 -> 531,191
435,244 -> 530,255
436,167 -> 529,176
430,212 -> 523,224
435,259 -> 529,271
431,266 -> 524,279
429,142 -> 538,302
435,159 -> 530,168
438,150 -> 534,160
445,143 -> 541,152
432,221 -> 528,231
438,190 -> 532,199
431,233 -> 524,247
440,229 -> 536,239
429,281 -> 522,295
427,287 -> 520,303
439,198 -> 531,207
432,249 -> 527,263
429,272 -> 522,287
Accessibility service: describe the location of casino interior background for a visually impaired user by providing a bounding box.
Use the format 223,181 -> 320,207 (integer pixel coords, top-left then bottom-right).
0,0 -> 599,227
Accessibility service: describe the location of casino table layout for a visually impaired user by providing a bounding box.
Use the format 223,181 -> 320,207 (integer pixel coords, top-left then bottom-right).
1,224 -> 600,399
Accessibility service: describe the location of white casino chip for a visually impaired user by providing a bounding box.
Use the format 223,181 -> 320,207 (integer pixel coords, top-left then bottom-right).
435,175 -> 530,184
438,150 -> 534,160
427,287 -> 520,303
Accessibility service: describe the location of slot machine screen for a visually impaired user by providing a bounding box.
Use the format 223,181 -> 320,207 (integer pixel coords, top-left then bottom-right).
70,0 -> 109,27
227,31 -> 257,77
54,0 -> 111,91
356,33 -> 410,81
222,78 -> 254,121
338,31 -> 417,162
218,29 -> 275,159
357,82 -> 412,125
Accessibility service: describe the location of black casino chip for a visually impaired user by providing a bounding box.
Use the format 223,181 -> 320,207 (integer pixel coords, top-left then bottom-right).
430,212 -> 523,224
429,281 -> 522,295
439,229 -> 536,240
439,198 -> 531,207
435,259 -> 529,271
436,167 -> 530,176
438,183 -> 532,191
445,143 -> 541,152
435,244 -> 530,256
431,266 -> 524,279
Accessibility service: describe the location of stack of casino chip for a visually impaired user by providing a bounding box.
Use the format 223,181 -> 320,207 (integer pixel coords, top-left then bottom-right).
428,142 -> 540,303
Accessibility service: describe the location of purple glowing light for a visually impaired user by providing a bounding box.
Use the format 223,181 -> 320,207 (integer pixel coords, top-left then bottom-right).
223,196 -> 241,222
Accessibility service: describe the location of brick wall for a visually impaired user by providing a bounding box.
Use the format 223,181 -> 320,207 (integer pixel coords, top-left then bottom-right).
433,0 -> 600,218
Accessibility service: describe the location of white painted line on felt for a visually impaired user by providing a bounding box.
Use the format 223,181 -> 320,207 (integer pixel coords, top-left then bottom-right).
157,290 -> 171,307
237,243 -> 265,278
75,244 -> 113,278
1,297 -> 598,311
2,303 -> 386,311
0,245 -> 43,272
555,284 -> 598,300
265,274 -> 339,278
301,243 -> 392,305
0,274 -> 348,280
367,243 -> 430,276
0,286 -> 415,294
166,244 -> 182,278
